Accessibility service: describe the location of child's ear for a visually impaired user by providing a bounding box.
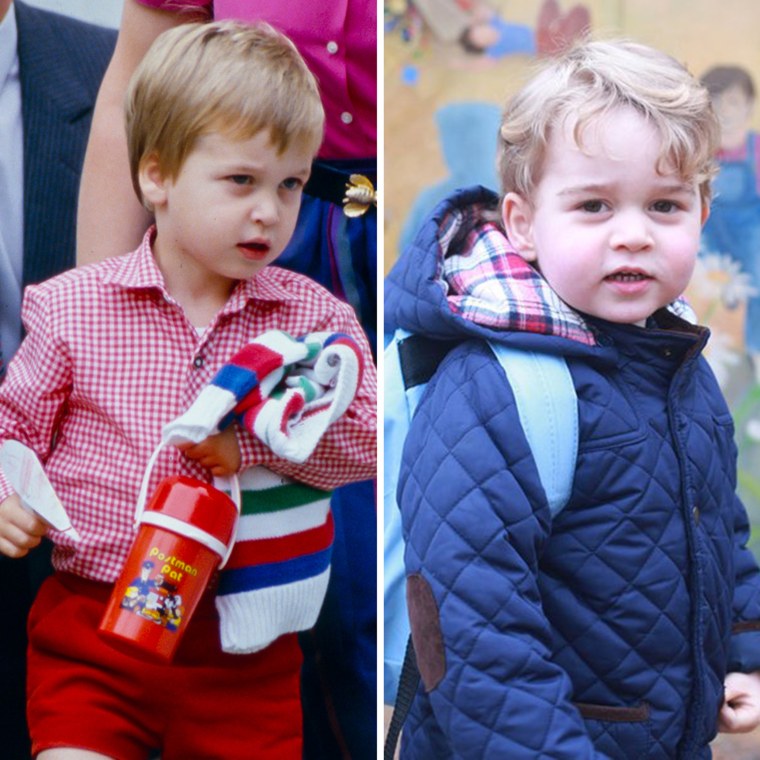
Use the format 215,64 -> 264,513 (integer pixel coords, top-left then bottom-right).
138,153 -> 169,209
501,192 -> 537,262
701,201 -> 710,226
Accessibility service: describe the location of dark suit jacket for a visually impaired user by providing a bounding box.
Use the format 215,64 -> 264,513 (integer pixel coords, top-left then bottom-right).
16,0 -> 116,285
1,6 -> 114,758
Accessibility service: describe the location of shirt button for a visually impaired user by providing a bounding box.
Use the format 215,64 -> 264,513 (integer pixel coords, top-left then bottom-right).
661,347 -> 673,358
692,505 -> 700,525
193,356 -> 204,369
326,41 -> 338,54
340,111 -> 353,125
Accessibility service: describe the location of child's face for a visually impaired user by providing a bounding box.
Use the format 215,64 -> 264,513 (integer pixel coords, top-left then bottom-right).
503,106 -> 706,325
143,129 -> 312,292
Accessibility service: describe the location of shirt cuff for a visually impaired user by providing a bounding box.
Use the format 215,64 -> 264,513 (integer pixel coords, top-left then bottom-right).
729,623 -> 760,672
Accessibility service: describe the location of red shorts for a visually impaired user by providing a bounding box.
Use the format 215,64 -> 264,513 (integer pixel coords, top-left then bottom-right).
27,573 -> 303,760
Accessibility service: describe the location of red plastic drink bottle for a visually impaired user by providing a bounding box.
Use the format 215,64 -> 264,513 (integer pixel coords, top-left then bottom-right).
99,474 -> 239,661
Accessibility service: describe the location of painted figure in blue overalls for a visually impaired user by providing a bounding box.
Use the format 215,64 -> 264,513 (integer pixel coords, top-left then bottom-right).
701,66 -> 760,371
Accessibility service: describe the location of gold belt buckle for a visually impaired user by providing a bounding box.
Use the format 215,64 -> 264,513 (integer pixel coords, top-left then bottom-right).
343,174 -> 377,217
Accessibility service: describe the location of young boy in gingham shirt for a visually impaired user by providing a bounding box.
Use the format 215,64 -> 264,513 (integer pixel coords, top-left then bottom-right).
0,21 -> 376,760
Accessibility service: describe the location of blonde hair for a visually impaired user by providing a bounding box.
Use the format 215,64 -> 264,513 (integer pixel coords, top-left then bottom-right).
126,20 -> 325,204
498,39 -> 720,205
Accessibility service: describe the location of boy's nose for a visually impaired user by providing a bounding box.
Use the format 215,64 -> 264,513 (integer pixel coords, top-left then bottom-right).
250,192 -> 280,226
609,212 -> 653,252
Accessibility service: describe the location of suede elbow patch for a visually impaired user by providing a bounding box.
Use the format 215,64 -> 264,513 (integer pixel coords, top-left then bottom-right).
732,621 -> 760,633
406,573 -> 446,691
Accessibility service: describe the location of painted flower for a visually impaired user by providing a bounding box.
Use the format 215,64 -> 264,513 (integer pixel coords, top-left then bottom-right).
692,251 -> 758,308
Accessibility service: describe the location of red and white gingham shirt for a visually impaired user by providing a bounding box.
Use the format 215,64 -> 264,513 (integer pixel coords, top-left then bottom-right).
0,231 -> 376,582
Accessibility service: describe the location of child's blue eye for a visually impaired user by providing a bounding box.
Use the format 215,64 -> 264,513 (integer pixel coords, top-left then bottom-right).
281,177 -> 303,191
580,200 -> 604,213
652,200 -> 677,213
229,175 -> 252,186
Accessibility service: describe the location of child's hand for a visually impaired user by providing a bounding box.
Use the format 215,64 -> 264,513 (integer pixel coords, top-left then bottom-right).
178,426 -> 241,477
0,493 -> 48,558
719,671 -> 760,733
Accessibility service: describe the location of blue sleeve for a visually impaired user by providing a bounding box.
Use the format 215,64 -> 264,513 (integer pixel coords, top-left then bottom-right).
398,342 -> 607,759
729,491 -> 760,672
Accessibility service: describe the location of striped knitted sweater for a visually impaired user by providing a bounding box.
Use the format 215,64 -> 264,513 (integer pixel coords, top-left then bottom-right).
163,329 -> 362,653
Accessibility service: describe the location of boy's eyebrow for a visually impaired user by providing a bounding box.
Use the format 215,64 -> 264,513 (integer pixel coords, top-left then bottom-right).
558,181 -> 696,196
557,184 -> 609,196
220,161 -> 312,177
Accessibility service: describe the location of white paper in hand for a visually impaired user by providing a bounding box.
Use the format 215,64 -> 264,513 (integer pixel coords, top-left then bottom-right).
0,440 -> 81,541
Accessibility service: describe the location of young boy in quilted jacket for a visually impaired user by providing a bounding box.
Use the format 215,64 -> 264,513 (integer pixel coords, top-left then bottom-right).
386,39 -> 760,758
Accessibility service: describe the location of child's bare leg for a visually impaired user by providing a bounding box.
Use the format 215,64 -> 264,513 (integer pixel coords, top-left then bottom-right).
38,750 -> 115,760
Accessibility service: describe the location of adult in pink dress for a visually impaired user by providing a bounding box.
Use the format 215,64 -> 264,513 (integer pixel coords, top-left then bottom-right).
77,2 -> 377,757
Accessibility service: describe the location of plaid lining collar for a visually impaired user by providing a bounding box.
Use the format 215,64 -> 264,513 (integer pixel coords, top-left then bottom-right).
439,203 -> 598,346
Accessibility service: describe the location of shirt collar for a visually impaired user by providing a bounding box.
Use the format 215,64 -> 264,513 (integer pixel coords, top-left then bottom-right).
0,4 -> 18,88
100,227 -> 303,310
99,228 -> 168,293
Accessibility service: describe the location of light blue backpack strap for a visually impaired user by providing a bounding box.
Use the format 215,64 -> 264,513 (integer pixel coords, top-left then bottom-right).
383,329 -> 414,704
487,342 -> 578,516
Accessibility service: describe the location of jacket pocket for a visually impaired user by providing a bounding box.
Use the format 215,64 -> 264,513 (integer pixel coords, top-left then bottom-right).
574,701 -> 651,759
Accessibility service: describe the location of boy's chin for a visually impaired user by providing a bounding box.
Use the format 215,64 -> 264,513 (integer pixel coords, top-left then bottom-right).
578,306 -> 656,326
600,315 -> 652,327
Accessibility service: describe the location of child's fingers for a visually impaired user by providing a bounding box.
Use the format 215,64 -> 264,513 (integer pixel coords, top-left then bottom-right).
182,439 -> 216,461
0,521 -> 47,558
0,536 -> 31,558
209,462 -> 235,477
0,495 -> 48,557
719,674 -> 760,733
14,510 -> 49,537
719,701 -> 758,733
176,429 -> 240,474
199,457 -> 236,476
189,450 -> 217,467
183,450 -> 232,475
0,494 -> 48,535
0,523 -> 43,558
180,441 -> 203,459
719,701 -> 738,732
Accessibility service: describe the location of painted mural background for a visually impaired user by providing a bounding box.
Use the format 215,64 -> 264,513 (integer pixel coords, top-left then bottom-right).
385,2 -> 760,754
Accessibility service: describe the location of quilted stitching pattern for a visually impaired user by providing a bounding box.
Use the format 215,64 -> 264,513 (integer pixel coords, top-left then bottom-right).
400,345 -> 600,759
386,187 -> 760,760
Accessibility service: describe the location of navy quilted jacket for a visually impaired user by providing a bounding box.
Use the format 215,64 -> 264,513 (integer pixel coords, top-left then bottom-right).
386,187 -> 760,759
